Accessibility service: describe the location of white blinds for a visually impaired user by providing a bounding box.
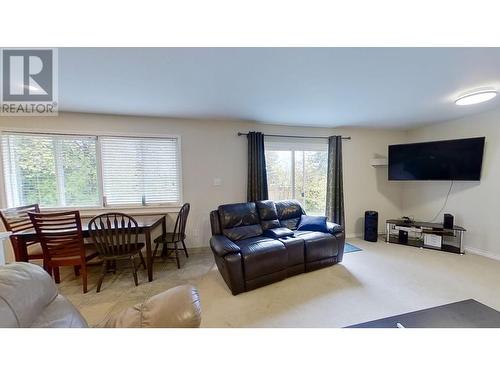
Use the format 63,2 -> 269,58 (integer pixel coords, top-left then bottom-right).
1,133 -> 99,207
265,137 -> 328,152
100,136 -> 181,206
1,132 -> 182,208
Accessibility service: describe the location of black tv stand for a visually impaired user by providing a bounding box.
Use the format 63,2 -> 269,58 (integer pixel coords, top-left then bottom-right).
385,219 -> 466,254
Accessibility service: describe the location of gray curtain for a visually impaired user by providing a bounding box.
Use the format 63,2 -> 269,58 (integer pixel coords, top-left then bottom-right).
247,131 -> 269,202
326,135 -> 345,227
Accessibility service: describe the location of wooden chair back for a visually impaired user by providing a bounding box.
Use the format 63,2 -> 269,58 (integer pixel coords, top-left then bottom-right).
88,213 -> 139,257
28,211 -> 86,261
173,203 -> 190,237
0,203 -> 40,243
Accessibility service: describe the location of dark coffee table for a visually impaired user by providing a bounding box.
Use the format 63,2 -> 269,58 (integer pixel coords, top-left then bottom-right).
347,299 -> 500,328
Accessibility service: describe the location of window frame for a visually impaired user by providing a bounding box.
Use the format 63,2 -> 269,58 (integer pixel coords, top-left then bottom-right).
0,128 -> 183,210
265,138 -> 328,214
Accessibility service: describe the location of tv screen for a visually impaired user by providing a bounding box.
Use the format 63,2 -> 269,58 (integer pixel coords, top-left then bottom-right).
388,137 -> 485,181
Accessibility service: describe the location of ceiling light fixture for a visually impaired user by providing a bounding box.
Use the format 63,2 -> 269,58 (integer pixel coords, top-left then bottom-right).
455,89 -> 497,106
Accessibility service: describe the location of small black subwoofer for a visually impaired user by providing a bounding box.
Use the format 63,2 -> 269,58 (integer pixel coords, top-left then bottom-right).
364,211 -> 378,242
443,213 -> 454,229
399,230 -> 408,244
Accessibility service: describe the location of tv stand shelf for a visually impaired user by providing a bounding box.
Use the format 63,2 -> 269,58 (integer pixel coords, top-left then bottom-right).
385,219 -> 465,254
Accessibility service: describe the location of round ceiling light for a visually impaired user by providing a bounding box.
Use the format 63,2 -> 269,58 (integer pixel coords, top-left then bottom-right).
455,89 -> 497,106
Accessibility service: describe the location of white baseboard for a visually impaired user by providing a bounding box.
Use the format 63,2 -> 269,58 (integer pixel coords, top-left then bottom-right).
343,235 -> 500,262
465,246 -> 500,262
346,232 -> 385,240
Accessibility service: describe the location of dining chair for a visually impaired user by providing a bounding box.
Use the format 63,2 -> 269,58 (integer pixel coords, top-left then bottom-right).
0,204 -> 43,262
88,213 -> 146,292
153,203 -> 190,269
28,210 -> 98,293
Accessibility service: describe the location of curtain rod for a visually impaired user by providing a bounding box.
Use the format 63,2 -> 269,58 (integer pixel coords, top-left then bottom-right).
237,132 -> 351,140
1,130 -> 176,140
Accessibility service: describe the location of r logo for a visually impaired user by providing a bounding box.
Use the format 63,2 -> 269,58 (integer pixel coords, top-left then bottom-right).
1,49 -> 53,102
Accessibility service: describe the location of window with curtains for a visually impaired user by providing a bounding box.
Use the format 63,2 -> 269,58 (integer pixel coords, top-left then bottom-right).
265,139 -> 328,215
1,132 -> 182,208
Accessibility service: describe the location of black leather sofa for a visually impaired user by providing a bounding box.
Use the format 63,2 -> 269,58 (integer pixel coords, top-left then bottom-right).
209,200 -> 345,295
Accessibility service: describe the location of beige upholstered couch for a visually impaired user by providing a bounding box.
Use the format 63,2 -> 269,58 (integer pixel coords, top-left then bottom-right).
0,262 -> 201,328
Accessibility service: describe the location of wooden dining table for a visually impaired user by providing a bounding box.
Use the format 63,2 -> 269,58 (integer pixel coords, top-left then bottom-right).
10,214 -> 166,282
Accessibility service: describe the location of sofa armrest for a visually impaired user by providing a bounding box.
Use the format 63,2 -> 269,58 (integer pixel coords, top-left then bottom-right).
263,227 -> 294,239
210,235 -> 241,257
99,285 -> 201,328
327,221 -> 343,235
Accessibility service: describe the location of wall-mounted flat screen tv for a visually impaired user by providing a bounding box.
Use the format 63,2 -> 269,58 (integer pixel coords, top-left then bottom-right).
388,137 -> 485,181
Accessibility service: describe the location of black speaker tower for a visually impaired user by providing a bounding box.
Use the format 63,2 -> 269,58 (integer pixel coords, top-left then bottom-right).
364,211 -> 378,242
443,213 -> 454,229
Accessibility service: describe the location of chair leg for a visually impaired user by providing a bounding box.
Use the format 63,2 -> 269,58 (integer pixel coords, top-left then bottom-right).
174,243 -> 180,269
74,265 -> 80,276
160,243 -> 168,258
130,257 -> 138,286
96,262 -> 107,293
43,261 -> 51,274
53,267 -> 61,284
138,250 -> 147,270
181,240 -> 189,258
152,242 -> 159,259
81,264 -> 88,294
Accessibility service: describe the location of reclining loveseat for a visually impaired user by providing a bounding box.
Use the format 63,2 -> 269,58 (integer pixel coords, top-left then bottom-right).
209,199 -> 345,295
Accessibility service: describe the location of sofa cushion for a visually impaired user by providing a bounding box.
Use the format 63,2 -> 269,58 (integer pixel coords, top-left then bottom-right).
279,218 -> 300,230
223,224 -> 263,242
256,200 -> 280,230
235,236 -> 287,280
261,219 -> 281,230
256,200 -> 279,220
276,200 -> 304,220
297,215 -> 328,232
278,236 -> 305,267
275,200 -> 304,230
219,202 -> 260,228
219,202 -> 263,241
294,231 -> 338,262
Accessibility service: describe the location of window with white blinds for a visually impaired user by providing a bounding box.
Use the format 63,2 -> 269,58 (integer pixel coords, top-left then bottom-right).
1,132 -> 182,208
100,136 -> 181,206
2,133 -> 99,208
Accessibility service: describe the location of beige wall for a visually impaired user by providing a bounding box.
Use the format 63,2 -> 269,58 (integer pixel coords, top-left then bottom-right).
0,112 -> 407,255
403,107 -> 500,259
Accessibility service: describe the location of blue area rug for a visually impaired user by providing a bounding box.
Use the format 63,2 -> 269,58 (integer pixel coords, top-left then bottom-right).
344,242 -> 363,253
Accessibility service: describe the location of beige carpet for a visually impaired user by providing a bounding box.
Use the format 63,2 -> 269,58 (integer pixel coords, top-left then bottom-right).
57,248 -> 214,326
58,239 -> 500,327
197,239 -> 500,327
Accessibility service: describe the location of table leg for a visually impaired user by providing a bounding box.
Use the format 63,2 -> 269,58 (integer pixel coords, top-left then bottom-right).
145,228 -> 153,282
12,236 -> 29,262
162,216 -> 167,237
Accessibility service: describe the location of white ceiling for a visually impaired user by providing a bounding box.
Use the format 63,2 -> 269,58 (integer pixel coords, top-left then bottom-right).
59,48 -> 500,129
